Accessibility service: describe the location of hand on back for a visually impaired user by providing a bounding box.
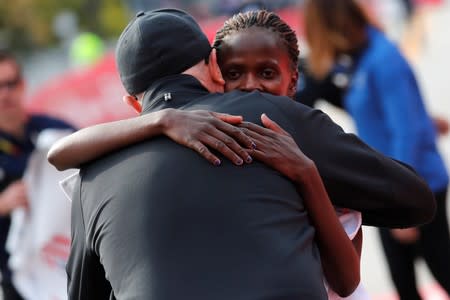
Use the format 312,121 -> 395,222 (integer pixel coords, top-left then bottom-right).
239,114 -> 316,184
161,109 -> 255,166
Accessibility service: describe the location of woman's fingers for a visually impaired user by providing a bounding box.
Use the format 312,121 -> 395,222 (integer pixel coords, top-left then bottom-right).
205,128 -> 253,164
187,140 -> 222,166
211,112 -> 243,125
239,121 -> 275,137
261,114 -> 289,135
168,110 -> 256,165
172,110 -> 294,166
213,119 -> 256,150
193,133 -> 250,166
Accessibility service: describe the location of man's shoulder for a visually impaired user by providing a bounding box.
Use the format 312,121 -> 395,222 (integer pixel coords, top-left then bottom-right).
220,90 -> 291,102
206,90 -> 312,116
194,91 -> 327,140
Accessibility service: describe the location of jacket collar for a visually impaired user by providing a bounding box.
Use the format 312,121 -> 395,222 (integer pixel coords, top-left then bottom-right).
141,74 -> 210,114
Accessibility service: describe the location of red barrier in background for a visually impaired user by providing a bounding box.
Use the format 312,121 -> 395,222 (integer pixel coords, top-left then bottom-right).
415,0 -> 443,5
27,52 -> 132,128
26,8 -> 303,128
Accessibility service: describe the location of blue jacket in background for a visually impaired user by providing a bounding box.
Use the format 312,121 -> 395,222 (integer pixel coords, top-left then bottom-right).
345,26 -> 448,193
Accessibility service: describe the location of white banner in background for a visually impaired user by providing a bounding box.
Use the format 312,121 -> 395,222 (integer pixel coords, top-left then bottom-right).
6,129 -> 75,300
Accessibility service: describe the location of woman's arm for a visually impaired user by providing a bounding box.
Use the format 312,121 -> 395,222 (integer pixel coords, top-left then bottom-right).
240,114 -> 360,297
48,108 -> 255,171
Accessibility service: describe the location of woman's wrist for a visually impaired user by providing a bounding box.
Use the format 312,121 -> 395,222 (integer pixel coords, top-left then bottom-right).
152,108 -> 175,137
291,159 -> 317,190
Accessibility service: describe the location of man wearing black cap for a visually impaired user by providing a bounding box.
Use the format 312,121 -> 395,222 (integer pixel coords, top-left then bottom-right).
66,9 -> 434,300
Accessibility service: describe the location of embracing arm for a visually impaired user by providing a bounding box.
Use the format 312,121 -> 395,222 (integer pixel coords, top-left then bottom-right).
48,108 -> 255,171
241,115 -> 360,297
297,162 -> 360,296
281,101 -> 435,228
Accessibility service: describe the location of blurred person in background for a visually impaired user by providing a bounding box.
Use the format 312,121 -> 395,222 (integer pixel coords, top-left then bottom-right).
296,0 -> 450,299
0,50 -> 74,300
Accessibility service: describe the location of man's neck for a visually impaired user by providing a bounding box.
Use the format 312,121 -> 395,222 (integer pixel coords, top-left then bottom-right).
182,61 -> 224,94
141,74 -> 210,113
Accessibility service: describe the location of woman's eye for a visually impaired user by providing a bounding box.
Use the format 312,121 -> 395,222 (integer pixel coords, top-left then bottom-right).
261,69 -> 276,79
226,70 -> 241,80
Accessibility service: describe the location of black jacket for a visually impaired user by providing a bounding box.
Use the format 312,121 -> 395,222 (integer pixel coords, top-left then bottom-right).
67,75 -> 434,300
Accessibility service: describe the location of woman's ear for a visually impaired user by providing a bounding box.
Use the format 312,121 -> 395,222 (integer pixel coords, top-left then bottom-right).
122,95 -> 142,114
208,48 -> 225,87
288,69 -> 299,98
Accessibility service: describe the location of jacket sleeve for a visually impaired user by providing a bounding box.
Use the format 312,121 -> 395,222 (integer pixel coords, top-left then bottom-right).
267,97 -> 436,228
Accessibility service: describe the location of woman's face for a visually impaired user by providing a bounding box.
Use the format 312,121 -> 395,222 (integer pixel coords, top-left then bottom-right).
218,27 -> 298,98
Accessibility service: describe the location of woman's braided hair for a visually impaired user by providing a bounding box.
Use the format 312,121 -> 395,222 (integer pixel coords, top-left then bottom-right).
213,10 -> 299,70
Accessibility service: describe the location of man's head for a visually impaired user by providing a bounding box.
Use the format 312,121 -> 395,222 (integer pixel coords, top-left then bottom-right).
0,50 -> 27,135
116,9 -> 225,113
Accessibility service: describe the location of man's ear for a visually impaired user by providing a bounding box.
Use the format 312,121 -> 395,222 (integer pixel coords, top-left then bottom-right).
122,95 -> 142,114
288,69 -> 299,98
208,48 -> 225,87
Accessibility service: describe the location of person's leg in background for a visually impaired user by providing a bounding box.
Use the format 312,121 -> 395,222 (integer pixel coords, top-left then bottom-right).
379,228 -> 422,300
0,218 -> 24,300
1,282 -> 24,300
418,188 -> 450,295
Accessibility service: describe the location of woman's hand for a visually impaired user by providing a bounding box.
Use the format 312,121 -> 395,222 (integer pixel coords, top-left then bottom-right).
239,113 -> 315,184
160,109 -> 255,166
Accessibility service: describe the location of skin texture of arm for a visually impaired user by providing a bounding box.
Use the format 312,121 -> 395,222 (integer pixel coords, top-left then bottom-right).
241,114 -> 360,297
47,108 -> 255,171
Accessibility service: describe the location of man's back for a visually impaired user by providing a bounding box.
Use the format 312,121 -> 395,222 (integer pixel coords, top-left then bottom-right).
70,92 -> 327,299
68,75 -> 434,300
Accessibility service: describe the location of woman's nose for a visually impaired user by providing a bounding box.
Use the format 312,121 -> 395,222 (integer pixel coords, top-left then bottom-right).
240,74 -> 262,92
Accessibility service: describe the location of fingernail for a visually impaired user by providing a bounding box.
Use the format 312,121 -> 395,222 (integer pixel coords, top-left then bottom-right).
236,159 -> 243,165
251,142 -> 257,149
246,156 -> 253,163
214,159 -> 221,166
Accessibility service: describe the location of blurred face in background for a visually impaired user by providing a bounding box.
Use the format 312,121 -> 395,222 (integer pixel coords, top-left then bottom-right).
218,27 -> 298,98
0,59 -> 27,133
304,0 -> 371,78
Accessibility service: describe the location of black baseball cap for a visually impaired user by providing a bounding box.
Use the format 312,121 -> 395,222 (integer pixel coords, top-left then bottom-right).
116,9 -> 212,95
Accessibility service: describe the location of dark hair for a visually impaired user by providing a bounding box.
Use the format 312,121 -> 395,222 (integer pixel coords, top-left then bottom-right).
213,10 -> 299,70
0,49 -> 22,78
